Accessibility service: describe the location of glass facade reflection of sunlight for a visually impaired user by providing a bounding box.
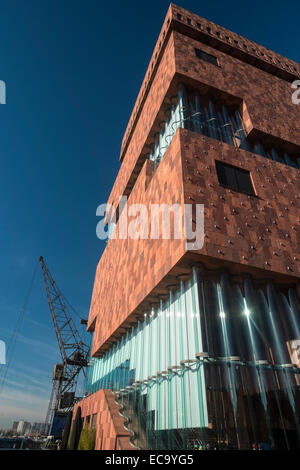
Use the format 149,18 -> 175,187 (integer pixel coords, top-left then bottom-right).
85,267 -> 300,450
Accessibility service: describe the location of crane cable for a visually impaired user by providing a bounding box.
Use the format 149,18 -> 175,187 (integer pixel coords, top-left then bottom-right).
0,260 -> 39,394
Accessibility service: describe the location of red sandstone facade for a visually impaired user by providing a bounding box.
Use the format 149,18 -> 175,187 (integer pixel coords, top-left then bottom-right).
88,4 -> 300,355
74,4 -> 300,449
73,390 -> 132,450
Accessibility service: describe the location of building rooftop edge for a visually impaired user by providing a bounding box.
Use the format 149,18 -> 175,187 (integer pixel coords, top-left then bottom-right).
119,3 -> 300,163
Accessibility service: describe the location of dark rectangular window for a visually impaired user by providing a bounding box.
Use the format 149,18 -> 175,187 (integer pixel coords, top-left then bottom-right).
215,161 -> 255,195
195,48 -> 218,66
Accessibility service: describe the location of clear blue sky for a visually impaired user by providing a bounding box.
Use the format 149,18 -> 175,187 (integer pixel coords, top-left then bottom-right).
0,0 -> 299,429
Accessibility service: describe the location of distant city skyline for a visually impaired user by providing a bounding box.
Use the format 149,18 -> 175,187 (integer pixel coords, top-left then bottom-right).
1,419 -> 45,434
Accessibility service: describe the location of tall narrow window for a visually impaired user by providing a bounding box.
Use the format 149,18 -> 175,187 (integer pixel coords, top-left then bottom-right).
215,161 -> 255,195
91,413 -> 97,429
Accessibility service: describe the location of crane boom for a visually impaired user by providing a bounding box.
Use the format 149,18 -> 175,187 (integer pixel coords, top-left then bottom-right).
39,256 -> 89,435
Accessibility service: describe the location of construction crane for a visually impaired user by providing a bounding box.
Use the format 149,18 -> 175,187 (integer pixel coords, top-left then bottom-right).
39,256 -> 89,436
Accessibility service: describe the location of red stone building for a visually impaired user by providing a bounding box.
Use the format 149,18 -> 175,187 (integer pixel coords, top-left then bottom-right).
73,4 -> 300,450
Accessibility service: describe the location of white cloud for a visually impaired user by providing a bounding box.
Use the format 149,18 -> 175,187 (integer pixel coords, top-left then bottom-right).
14,333 -> 58,357
0,335 -> 59,429
0,386 -> 49,429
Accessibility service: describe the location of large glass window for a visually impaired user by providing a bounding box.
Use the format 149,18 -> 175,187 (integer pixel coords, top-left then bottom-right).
147,84 -> 300,172
85,269 -> 300,450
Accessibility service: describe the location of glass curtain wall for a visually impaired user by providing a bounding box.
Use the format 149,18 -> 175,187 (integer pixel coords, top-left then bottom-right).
85,268 -> 300,450
148,84 -> 300,171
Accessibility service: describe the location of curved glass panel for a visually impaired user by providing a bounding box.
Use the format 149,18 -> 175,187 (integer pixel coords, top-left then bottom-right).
85,268 -> 300,449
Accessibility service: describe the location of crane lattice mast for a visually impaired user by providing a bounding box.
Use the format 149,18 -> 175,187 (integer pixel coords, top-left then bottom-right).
39,256 -> 89,434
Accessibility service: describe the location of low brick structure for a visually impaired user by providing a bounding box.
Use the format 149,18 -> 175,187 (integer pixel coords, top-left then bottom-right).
72,390 -> 133,450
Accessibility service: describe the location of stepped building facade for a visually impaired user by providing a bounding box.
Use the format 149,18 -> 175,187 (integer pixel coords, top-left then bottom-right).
73,4 -> 300,450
